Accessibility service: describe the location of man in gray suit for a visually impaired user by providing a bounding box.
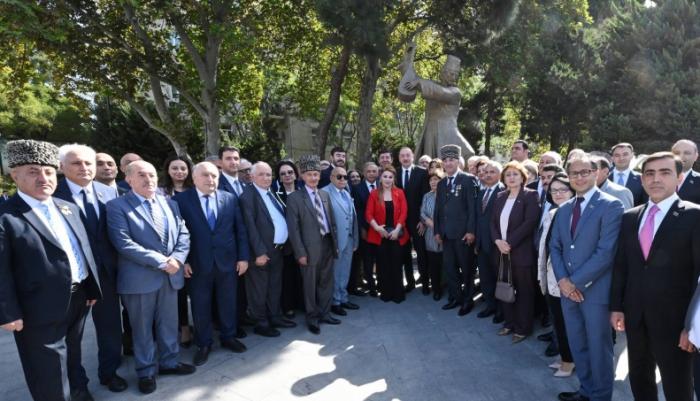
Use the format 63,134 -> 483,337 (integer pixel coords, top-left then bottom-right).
322,166 -> 360,316
239,162 -> 297,338
286,155 -> 339,335
106,160 -> 194,394
594,156 -> 634,210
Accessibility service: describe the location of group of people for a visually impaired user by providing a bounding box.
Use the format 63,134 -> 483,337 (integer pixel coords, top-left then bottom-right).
1,137 -> 700,401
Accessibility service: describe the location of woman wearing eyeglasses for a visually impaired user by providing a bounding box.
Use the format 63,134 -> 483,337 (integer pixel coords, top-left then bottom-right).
538,173 -> 576,377
366,166 -> 410,303
490,161 -> 541,343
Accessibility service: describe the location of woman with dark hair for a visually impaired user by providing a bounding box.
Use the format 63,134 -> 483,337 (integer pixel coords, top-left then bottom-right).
366,166 -> 410,303
538,173 -> 576,377
348,169 -> 362,186
157,155 -> 194,347
428,158 -> 443,175
273,160 -> 305,318
420,168 -> 446,301
490,161 -> 541,343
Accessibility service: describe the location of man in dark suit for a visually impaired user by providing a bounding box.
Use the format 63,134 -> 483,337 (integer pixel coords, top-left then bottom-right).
672,139 -> 700,204
396,147 -> 430,293
54,144 -> 127,393
174,162 -> 249,367
218,146 -> 244,196
351,162 -> 380,296
0,140 -> 101,401
319,146 -> 347,188
434,144 -> 478,316
611,152 -> 699,401
286,155 -> 339,335
609,142 -> 647,206
238,162 -> 297,338
106,160 -> 194,394
550,154 -> 624,401
474,160 -> 505,320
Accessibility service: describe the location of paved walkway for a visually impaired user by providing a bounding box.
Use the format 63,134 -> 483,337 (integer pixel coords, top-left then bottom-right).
0,290 -> 649,401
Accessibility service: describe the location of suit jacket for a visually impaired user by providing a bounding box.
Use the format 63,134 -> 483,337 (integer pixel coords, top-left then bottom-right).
0,195 -> 101,327
322,184 -> 359,251
351,181 -> 376,231
475,183 -> 505,254
549,189 -> 624,304
365,187 -> 410,246
54,178 -> 119,282
489,188 -> 541,268
434,171 -> 478,240
238,185 -> 287,258
599,180 -> 634,210
678,170 -> 700,204
608,170 -> 647,206
396,165 -> 430,235
319,165 -> 334,189
218,174 -> 242,197
611,199 -> 700,333
174,188 -> 249,274
286,187 -> 338,265
106,191 -> 190,295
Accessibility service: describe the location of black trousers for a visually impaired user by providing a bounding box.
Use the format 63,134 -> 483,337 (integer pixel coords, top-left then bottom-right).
15,286 -> 90,401
90,273 -> 123,381
281,252 -> 304,313
400,239 -> 416,287
359,238 -> 377,291
377,239 -> 405,303
499,264 -> 535,336
347,249 -> 363,291
246,247 -> 284,327
425,250 -> 443,296
188,265 -> 238,348
627,317 -> 693,401
547,295 -> 573,363
477,250 -> 497,311
177,287 -> 190,329
442,238 -> 474,305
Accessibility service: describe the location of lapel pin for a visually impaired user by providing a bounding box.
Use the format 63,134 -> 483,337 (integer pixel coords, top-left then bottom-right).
673,211 -> 679,217
60,205 -> 72,216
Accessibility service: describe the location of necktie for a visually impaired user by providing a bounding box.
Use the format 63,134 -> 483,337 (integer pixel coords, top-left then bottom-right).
448,177 -> 454,191
313,191 -> 329,235
234,180 -> 242,195
482,188 -> 492,213
370,183 -> 375,190
617,173 -> 624,186
81,189 -> 99,237
570,197 -> 584,237
144,199 -> 167,244
204,195 -> 216,230
639,204 -> 660,260
404,169 -> 409,188
41,203 -> 86,281
539,189 -> 546,204
267,191 -> 285,216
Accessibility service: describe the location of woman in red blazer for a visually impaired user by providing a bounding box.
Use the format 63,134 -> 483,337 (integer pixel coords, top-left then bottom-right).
366,165 -> 410,303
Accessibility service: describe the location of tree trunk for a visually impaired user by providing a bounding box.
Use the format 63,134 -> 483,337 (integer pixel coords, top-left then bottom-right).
316,44 -> 352,156
484,81 -> 496,157
356,55 -> 380,164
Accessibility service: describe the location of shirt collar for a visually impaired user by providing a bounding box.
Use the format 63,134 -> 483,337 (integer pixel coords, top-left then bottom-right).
65,178 -> 91,197
577,186 -> 597,202
132,192 -> 155,204
17,191 -> 50,209
613,168 -> 631,176
485,183 -> 500,191
402,165 -> 413,173
305,185 -> 319,195
221,171 -> 238,183
366,180 -> 376,187
253,183 -> 271,196
196,188 -> 216,199
646,193 -> 679,215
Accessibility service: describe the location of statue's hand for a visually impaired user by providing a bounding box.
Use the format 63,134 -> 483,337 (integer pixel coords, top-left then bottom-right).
404,80 -> 420,91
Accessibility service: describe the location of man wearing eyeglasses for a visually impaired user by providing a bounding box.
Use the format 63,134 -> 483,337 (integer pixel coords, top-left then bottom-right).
323,167 -> 360,317
549,154 -> 624,401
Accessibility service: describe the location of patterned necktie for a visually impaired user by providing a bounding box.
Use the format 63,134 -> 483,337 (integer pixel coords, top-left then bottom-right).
81,189 -> 99,236
313,191 -> 329,235
639,204 -> 660,260
144,199 -> 167,244
570,197 -> 584,237
268,191 -> 285,216
617,173 -> 625,186
41,203 -> 87,281
482,188 -> 492,213
204,195 -> 216,230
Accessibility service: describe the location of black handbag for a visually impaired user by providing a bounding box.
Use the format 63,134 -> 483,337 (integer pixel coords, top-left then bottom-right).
495,253 -> 516,303
383,226 -> 404,237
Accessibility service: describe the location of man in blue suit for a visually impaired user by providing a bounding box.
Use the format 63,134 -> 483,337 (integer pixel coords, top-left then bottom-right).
323,166 -> 360,316
106,160 -> 194,394
609,143 -> 647,206
550,154 -> 624,401
174,162 -> 249,366
54,144 -> 127,393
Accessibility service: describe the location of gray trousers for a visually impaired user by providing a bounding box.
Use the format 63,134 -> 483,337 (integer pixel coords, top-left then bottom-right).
302,236 -> 335,325
121,283 -> 179,378
246,246 -> 284,328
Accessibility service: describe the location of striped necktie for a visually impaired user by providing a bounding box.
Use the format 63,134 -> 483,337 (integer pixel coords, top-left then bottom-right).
313,191 -> 329,235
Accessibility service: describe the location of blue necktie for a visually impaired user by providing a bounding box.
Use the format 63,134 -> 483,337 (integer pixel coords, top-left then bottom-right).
41,203 -> 87,281
204,195 -> 216,230
267,191 -> 285,216
617,173 -> 624,186
81,189 -> 99,237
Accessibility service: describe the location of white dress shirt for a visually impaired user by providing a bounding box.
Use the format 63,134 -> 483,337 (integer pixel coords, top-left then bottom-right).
196,189 -> 218,219
255,184 -> 288,244
65,179 -> 100,218
613,168 -> 632,187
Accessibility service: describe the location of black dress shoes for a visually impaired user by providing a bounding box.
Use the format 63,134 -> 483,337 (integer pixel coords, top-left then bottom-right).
254,325 -> 281,338
138,376 -> 156,394
458,303 -> 474,316
70,388 -> 94,401
235,327 -> 247,339
340,301 -> 359,310
422,287 -> 431,295
193,346 -> 211,366
320,315 -> 341,325
477,307 -> 495,318
271,318 -> 297,328
348,288 -> 367,297
159,362 -> 196,375
541,314 -> 552,328
331,305 -> 347,316
368,289 -> 379,297
404,283 -> 415,293
100,374 -> 128,392
492,313 -> 504,324
545,342 -> 559,357
442,300 -> 459,310
221,338 -> 247,353
558,391 -> 589,401
433,292 -> 442,301
308,323 -> 320,335
537,331 -> 554,342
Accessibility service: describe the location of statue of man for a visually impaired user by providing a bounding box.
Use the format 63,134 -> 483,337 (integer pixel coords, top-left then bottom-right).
402,55 -> 475,159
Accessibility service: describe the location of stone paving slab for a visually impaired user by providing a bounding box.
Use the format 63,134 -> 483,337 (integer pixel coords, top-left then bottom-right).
0,290 -> 661,401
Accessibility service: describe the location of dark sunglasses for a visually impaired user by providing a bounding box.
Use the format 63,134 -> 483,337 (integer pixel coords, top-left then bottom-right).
239,168 -> 251,174
279,171 -> 295,176
335,174 -> 348,180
